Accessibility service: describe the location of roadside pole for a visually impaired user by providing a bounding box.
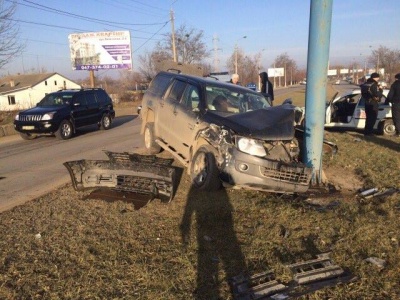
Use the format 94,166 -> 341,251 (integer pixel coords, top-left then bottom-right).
304,0 -> 333,185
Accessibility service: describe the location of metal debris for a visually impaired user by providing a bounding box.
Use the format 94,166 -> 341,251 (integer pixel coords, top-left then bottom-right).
231,253 -> 356,299
230,271 -> 288,300
358,187 -> 399,199
286,253 -> 344,285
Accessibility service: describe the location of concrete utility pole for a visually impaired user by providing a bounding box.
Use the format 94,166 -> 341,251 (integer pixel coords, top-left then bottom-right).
213,34 -> 222,73
304,0 -> 333,185
235,35 -> 246,74
170,9 -> 177,62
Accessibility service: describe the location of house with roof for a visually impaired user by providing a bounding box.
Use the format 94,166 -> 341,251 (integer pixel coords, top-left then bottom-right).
0,73 -> 81,111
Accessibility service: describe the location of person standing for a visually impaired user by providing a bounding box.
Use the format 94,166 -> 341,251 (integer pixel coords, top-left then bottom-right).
387,73 -> 400,137
229,73 -> 240,85
361,72 -> 383,136
259,72 -> 274,105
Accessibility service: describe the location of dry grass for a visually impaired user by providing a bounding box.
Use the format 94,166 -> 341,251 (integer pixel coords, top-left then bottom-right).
1,86 -> 400,299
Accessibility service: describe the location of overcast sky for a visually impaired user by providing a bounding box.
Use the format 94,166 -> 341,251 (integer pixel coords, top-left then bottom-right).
2,0 -> 399,80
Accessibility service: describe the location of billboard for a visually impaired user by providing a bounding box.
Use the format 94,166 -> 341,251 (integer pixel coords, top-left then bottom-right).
68,31 -> 132,71
267,68 -> 284,77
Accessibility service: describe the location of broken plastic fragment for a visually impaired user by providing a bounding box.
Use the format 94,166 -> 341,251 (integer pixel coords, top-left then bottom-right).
365,257 -> 386,268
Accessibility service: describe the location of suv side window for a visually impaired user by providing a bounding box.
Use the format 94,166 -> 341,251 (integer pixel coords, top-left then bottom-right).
85,92 -> 97,105
149,74 -> 172,97
167,80 -> 187,103
96,89 -> 110,105
181,84 -> 200,110
74,93 -> 87,106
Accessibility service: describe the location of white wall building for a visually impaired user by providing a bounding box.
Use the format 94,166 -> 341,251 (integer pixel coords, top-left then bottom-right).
0,73 -> 81,111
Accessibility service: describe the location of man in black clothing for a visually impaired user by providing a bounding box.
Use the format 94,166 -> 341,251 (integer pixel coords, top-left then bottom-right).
387,73 -> 400,136
362,72 -> 383,136
259,72 -> 274,105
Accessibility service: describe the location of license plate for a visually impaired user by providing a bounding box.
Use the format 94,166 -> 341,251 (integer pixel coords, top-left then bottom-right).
22,126 -> 35,130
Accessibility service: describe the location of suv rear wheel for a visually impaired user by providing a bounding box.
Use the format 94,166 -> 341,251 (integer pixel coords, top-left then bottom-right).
55,120 -> 73,140
100,114 -> 112,130
144,123 -> 161,154
190,145 -> 221,191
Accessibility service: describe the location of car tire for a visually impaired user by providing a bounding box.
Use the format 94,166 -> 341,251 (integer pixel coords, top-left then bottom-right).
379,119 -> 396,136
100,114 -> 112,130
144,123 -> 161,154
19,132 -> 36,140
55,120 -> 73,140
190,145 -> 221,191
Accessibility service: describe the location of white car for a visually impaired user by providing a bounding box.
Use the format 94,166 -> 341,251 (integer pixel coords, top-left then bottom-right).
298,89 -> 395,135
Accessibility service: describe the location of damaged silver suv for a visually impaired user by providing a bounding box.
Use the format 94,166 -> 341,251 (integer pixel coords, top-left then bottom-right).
140,70 -> 312,193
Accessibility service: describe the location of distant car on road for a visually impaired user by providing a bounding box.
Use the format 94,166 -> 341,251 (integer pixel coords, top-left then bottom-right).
297,88 -> 394,135
299,80 -> 307,85
14,88 -> 115,140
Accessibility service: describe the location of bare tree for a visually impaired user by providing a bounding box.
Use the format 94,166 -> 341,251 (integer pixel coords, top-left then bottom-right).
138,49 -> 171,81
0,0 -> 25,70
369,45 -> 400,83
273,53 -> 298,86
225,48 -> 260,85
138,24 -> 210,80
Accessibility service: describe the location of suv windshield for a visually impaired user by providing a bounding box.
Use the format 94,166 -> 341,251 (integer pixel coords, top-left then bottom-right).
205,82 -> 270,114
38,92 -> 75,106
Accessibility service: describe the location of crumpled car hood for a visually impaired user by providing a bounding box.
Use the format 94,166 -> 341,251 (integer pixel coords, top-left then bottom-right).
205,105 -> 296,140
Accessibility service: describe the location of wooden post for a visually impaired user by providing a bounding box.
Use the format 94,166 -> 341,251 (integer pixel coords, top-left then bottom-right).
89,70 -> 95,88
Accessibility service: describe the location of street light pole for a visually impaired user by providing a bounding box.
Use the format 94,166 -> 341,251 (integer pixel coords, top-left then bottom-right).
235,35 -> 247,74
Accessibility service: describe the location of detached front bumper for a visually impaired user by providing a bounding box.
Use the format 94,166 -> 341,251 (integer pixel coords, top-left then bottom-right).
64,151 -> 176,202
221,148 -> 312,194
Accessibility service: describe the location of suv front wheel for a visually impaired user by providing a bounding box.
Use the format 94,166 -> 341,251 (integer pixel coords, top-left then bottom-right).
100,114 -> 112,130
19,132 -> 37,140
55,120 -> 73,140
144,123 -> 161,154
190,145 -> 221,191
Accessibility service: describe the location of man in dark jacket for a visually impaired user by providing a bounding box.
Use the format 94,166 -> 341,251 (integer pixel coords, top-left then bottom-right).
387,73 -> 400,136
362,72 -> 383,136
259,72 -> 274,105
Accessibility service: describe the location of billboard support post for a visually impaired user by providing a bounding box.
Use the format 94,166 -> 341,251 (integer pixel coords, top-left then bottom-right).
90,70 -> 95,88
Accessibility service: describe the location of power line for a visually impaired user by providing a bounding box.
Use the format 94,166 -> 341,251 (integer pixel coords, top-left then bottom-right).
15,0 -> 167,27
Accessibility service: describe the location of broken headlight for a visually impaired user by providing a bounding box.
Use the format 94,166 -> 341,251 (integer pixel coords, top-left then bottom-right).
236,137 -> 266,157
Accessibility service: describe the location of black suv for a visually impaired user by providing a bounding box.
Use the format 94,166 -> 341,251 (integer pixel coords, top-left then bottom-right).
14,88 -> 115,140
140,71 -> 314,194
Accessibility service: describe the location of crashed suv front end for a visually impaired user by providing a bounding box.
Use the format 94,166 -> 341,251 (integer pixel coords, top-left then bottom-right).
197,107 -> 312,193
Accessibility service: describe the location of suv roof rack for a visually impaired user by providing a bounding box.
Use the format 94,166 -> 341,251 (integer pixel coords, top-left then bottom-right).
167,68 -> 182,74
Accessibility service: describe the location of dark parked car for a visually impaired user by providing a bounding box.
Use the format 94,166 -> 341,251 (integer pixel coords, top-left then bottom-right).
140,71 -> 313,194
14,88 -> 115,140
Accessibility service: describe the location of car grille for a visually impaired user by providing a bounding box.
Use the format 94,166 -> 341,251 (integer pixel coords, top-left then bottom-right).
19,115 -> 43,121
260,162 -> 312,184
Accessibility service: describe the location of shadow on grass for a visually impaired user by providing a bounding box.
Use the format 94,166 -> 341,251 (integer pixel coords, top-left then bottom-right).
180,188 -> 247,299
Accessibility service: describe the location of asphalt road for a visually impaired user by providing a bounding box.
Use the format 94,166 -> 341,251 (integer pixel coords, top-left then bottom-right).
0,115 -> 143,212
